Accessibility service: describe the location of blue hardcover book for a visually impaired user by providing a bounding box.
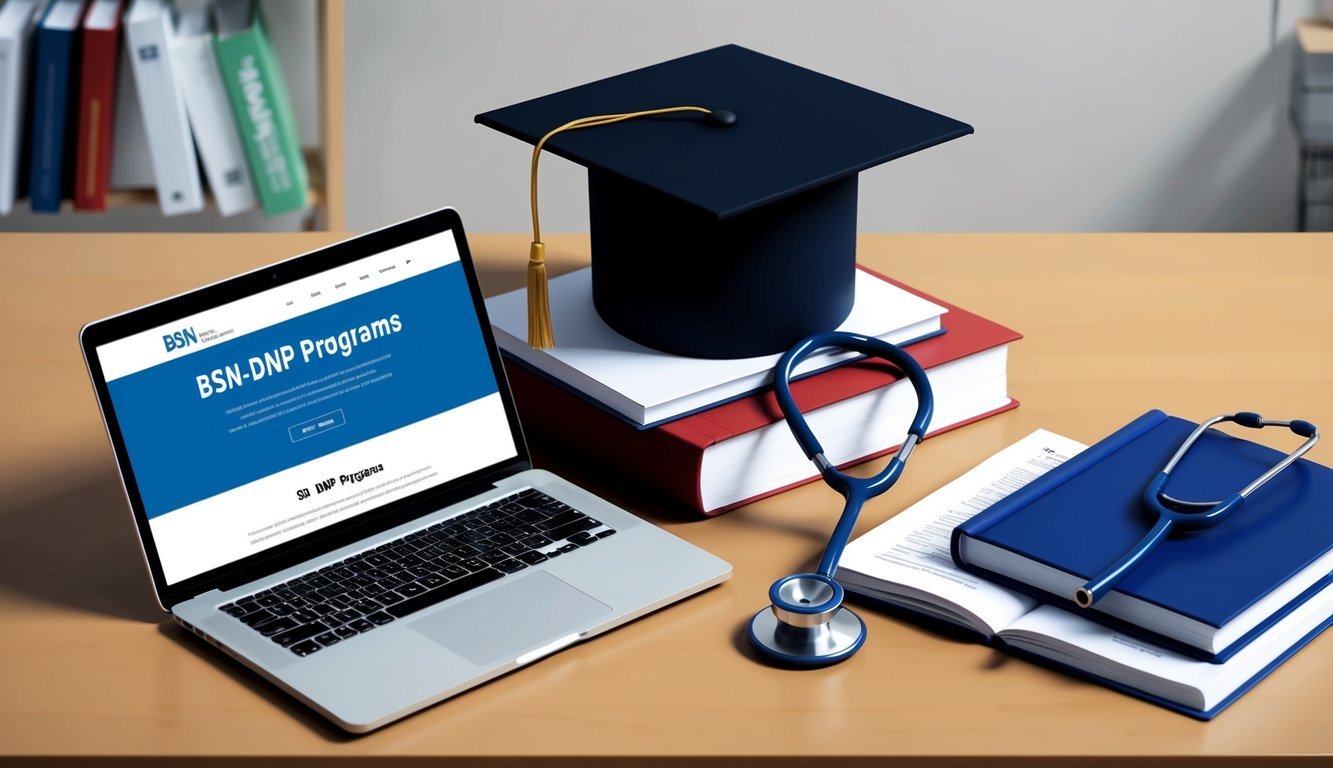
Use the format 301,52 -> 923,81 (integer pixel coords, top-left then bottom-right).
27,0 -> 87,213
994,577 -> 1333,720
838,429 -> 1333,719
951,410 -> 1333,663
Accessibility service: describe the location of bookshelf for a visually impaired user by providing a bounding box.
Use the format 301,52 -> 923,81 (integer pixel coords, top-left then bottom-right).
3,0 -> 344,232
315,0 -> 343,231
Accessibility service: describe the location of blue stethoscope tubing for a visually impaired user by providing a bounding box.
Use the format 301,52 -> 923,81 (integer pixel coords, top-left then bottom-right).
1075,411 -> 1320,609
747,331 -> 935,666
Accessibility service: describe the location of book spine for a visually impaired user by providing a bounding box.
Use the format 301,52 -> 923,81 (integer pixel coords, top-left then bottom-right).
950,409 -> 1168,569
0,36 -> 21,215
27,24 -> 75,213
505,360 -> 711,512
125,10 -> 204,216
706,400 -> 1020,517
108,42 -> 152,189
73,21 -> 118,210
213,15 -> 307,217
509,357 -> 1020,516
172,31 -> 255,216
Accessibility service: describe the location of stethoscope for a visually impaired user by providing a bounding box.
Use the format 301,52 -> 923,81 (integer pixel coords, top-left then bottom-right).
1075,411 -> 1320,608
748,331 -> 934,666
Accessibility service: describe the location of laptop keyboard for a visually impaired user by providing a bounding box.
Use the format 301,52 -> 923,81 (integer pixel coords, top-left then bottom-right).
217,489 -> 616,657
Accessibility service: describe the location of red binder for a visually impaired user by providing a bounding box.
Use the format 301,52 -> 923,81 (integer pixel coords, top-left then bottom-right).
506,274 -> 1022,515
73,0 -> 124,211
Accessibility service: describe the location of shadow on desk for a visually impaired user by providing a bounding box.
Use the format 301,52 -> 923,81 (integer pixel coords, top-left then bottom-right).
529,440 -> 834,549
0,450 -> 161,622
156,621 -> 357,743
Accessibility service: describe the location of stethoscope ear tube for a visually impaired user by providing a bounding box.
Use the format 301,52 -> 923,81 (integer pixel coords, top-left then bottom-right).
749,331 -> 936,667
773,331 -> 934,472
1076,411 -> 1320,608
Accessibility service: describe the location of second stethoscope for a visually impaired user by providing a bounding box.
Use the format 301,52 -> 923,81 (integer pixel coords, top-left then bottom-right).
747,331 -> 934,667
1075,411 -> 1321,608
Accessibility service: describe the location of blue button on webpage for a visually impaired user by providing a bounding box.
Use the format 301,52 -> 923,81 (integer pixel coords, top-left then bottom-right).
288,409 -> 347,443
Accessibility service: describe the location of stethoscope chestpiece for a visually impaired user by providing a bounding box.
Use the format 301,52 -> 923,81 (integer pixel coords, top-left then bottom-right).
747,573 -> 867,667
746,331 -> 934,668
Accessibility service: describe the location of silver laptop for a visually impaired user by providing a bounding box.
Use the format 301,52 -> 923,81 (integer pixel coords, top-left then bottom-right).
80,207 -> 731,733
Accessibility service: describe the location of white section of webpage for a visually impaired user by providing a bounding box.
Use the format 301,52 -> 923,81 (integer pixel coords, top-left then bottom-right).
98,231 -> 460,382
149,393 -> 516,585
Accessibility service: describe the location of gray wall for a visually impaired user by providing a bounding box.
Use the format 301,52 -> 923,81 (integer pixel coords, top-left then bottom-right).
346,0 -> 1318,234
1,1 -> 1316,233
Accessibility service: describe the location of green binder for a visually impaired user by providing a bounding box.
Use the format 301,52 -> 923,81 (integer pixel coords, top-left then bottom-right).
213,0 -> 308,216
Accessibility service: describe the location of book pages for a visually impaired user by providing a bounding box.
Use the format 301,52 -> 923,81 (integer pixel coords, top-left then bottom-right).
837,429 -> 1086,635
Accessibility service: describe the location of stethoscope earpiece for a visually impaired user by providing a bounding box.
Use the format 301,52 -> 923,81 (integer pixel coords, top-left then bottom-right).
747,331 -> 934,667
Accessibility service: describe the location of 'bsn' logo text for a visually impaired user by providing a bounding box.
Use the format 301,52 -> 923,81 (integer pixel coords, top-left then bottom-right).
163,327 -> 198,353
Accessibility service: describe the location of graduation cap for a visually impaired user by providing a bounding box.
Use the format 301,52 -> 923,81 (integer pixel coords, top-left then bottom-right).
476,44 -> 971,359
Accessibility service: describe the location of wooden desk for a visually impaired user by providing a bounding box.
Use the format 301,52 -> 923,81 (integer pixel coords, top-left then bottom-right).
2,232 -> 1331,765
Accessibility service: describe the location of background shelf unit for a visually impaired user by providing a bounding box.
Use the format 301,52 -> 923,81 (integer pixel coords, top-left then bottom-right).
1,0 -> 343,232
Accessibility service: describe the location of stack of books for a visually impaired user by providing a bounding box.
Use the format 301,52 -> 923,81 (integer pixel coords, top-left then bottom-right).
838,419 -> 1333,719
1292,18 -> 1333,230
0,0 -> 306,218
485,266 -> 1019,516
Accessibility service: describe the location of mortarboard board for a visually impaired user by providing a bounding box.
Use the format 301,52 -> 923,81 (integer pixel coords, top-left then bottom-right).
476,44 -> 972,359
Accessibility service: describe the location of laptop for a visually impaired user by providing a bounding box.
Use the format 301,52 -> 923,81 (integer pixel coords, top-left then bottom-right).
80,207 -> 731,733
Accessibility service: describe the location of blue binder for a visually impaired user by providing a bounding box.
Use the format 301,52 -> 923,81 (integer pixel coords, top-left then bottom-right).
951,410 -> 1333,662
27,2 -> 81,213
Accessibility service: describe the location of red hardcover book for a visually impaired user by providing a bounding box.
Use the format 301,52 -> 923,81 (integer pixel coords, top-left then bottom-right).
506,275 -> 1022,516
73,0 -> 123,211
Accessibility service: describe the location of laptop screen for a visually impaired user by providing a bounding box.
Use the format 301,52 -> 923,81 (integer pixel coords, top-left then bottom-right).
94,229 -> 519,586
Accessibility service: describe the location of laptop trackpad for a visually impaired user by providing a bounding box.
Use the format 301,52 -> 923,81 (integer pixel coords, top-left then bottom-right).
407,572 -> 612,666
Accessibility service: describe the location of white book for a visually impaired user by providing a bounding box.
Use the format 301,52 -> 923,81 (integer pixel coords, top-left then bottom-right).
109,40 -> 154,189
0,0 -> 44,215
698,345 -> 1011,512
124,0 -> 202,215
170,7 -> 253,216
484,267 -> 947,426
835,430 -> 1333,718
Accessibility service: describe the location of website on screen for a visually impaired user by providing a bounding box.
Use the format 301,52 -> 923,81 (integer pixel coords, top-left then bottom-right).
97,232 -> 518,585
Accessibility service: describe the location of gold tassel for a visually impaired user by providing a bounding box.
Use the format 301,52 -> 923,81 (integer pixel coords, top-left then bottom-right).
526,107 -> 714,351
527,241 -> 555,349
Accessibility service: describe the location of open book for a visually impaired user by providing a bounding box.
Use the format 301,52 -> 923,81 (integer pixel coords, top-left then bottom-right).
835,430 -> 1333,719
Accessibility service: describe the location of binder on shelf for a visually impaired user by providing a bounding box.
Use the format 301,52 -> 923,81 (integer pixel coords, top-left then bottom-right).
124,0 -> 204,216
172,7 -> 255,216
73,0 -> 125,211
108,40 -> 153,190
27,0 -> 88,213
952,410 -> 1333,663
0,0 -> 44,216
213,0 -> 307,216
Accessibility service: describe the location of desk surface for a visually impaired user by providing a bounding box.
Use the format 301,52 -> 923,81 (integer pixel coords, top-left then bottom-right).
2,231 -> 1331,765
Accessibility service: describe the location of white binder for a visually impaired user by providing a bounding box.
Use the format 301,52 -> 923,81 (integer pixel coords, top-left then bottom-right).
171,7 -> 254,216
0,0 -> 44,215
125,0 -> 203,216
